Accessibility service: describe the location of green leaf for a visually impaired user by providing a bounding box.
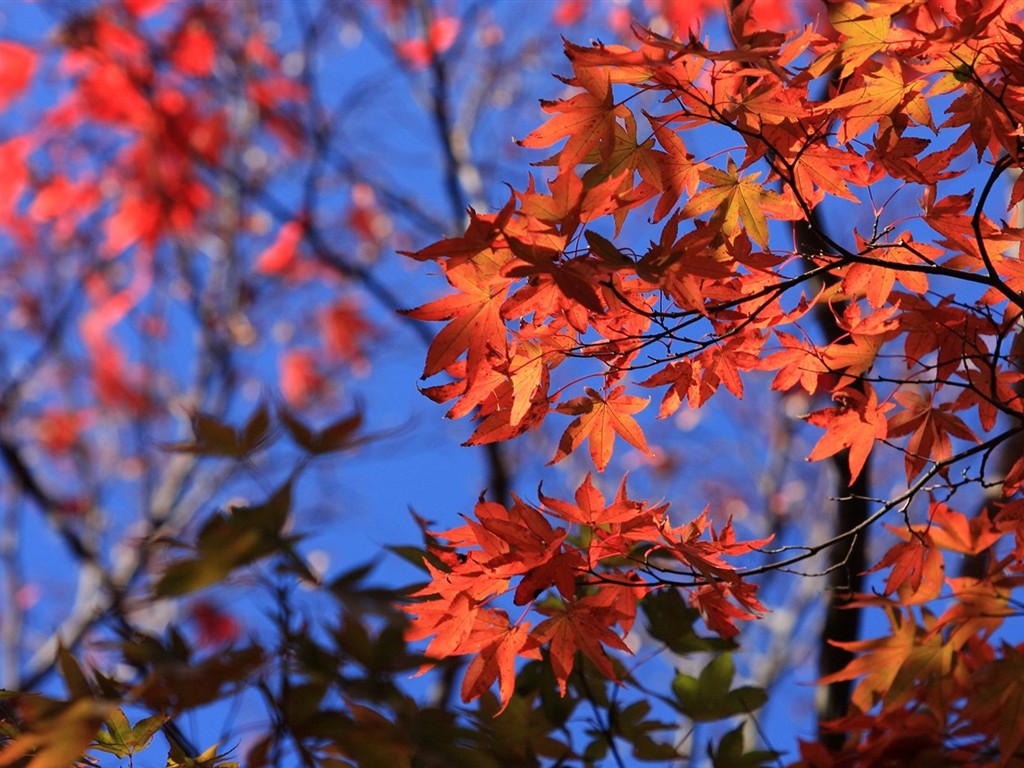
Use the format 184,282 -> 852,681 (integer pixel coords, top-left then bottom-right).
240,402 -> 272,455
615,700 -> 679,761
155,556 -> 237,597
722,686 -> 768,714
278,404 -> 316,452
92,709 -> 131,758
642,589 -> 734,654
156,482 -> 294,596
279,405 -> 363,455
583,736 -> 608,764
127,713 -> 167,752
316,411 -> 363,453
671,671 -> 701,715
708,723 -> 781,768
699,653 -> 735,699
57,643 -> 93,699
167,741 -> 240,767
166,402 -> 273,458
93,711 -> 165,758
672,656 -> 767,722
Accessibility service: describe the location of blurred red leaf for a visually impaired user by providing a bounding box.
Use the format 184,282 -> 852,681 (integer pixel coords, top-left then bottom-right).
280,349 -> 326,408
0,41 -> 35,111
255,220 -> 304,276
553,0 -> 588,26
172,20 -> 216,77
191,601 -> 241,648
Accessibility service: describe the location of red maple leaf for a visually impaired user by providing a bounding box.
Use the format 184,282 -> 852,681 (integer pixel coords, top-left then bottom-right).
532,595 -> 632,695
550,386 -> 653,471
0,42 -> 35,111
887,389 -> 979,481
806,384 -> 892,483
402,260 -> 510,381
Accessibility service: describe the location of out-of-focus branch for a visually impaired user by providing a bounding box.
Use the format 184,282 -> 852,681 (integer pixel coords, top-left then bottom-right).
1,498 -> 22,689
415,0 -> 511,506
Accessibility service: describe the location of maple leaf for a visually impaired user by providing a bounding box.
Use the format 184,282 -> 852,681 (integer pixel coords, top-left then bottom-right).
820,608 -> 952,712
190,600 -> 241,648
920,502 -> 1003,557
681,157 -> 781,249
104,194 -> 163,256
255,220 -> 304,276
460,619 -> 535,713
532,594 -> 633,695
954,364 -> 1023,433
550,386 -> 653,471
639,359 -> 698,418
402,261 -> 511,380
539,473 -> 643,528
552,0 -> 588,26
0,42 -> 35,112
172,19 -> 216,77
518,50 -> 621,171
811,1 -> 893,79
279,350 -> 325,409
403,197 -> 514,266
887,389 -> 979,481
36,409 -> 91,455
964,647 -> 1024,762
319,299 -> 374,368
806,384 -> 892,483
842,233 -> 936,308
931,575 -> 1017,650
819,314 -> 898,388
124,0 -> 167,15
647,115 -> 699,222
689,580 -> 763,639
826,58 -> 933,144
789,139 -> 869,207
760,331 -> 829,395
506,341 -> 548,428
29,175 -> 101,225
870,536 -> 945,605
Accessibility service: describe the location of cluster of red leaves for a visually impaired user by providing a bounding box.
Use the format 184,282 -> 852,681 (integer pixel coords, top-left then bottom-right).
404,473 -> 767,711
407,0 -> 1024,488
407,0 -> 1024,759
0,3 -> 375,421
796,497 -> 1024,764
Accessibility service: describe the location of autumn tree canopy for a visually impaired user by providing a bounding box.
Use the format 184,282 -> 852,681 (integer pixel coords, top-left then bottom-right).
1,0 -> 1024,766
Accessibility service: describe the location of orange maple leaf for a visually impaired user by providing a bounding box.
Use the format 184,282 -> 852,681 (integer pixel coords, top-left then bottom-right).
550,386 -> 653,471
806,383 -> 891,483
517,53 -> 621,171
921,502 -> 1003,556
870,536 -> 945,605
932,575 -> 1017,650
826,58 -> 933,143
402,261 -> 510,380
539,473 -> 643,528
681,157 -> 781,249
812,1 -> 893,79
647,115 -> 699,223
760,331 -> 829,395
820,608 -> 952,712
532,595 -> 632,695
460,621 -> 535,713
887,389 -> 979,481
